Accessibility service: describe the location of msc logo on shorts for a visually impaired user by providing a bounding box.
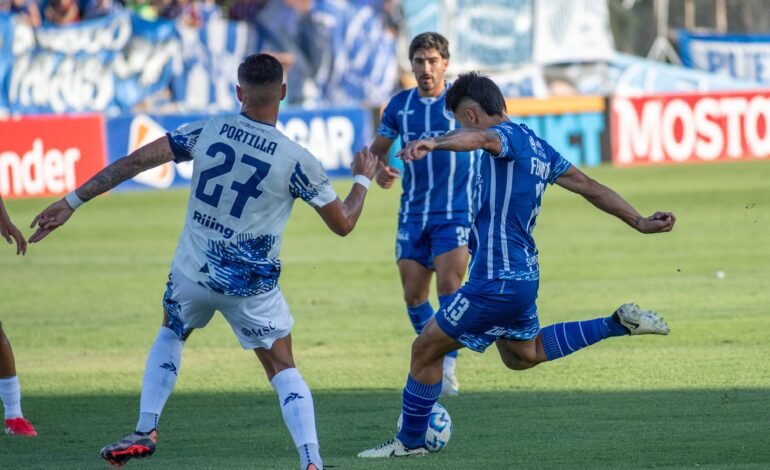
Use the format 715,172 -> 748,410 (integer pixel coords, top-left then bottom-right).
241,322 -> 277,338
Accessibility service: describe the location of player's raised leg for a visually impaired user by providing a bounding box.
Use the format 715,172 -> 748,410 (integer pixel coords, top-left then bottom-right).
256,335 -> 323,470
358,319 -> 460,458
0,323 -> 36,437
496,303 -> 669,370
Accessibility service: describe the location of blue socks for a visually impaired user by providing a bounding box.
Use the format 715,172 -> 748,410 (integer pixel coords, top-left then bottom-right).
541,316 -> 629,361
397,375 -> 442,449
407,301 -> 434,334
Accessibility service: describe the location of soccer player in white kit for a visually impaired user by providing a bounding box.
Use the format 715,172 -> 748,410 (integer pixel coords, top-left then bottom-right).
29,54 -> 378,469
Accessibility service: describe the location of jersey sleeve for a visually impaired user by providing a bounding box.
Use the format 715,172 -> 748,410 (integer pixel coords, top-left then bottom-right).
376,98 -> 400,140
540,135 -> 573,185
166,120 -> 207,163
289,152 -> 338,208
489,123 -> 520,161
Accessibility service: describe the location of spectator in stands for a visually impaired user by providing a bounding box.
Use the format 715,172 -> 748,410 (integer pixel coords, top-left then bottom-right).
82,0 -> 123,20
0,0 -> 42,27
127,0 -> 158,21
160,0 -> 200,27
228,0 -> 266,22
198,0 -> 220,22
45,0 -> 79,24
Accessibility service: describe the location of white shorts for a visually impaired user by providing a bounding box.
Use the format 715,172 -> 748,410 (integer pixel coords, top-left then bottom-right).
162,267 -> 294,350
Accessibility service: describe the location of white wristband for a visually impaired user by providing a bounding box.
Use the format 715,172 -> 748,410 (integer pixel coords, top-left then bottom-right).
64,191 -> 84,210
353,174 -> 371,190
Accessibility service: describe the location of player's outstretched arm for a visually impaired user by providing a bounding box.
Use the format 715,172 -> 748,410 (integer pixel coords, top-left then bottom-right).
316,146 -> 378,236
369,135 -> 400,189
28,137 -> 176,243
555,166 -> 676,234
0,197 -> 27,255
398,128 -> 500,161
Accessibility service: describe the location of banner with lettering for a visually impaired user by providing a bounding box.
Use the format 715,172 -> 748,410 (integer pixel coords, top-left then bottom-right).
611,90 -> 770,166
0,13 -> 179,114
105,107 -> 373,191
0,115 -> 107,199
679,30 -> 770,85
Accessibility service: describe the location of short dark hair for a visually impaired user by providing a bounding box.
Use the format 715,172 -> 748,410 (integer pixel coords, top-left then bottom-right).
408,32 -> 450,61
237,53 -> 283,87
445,72 -> 507,116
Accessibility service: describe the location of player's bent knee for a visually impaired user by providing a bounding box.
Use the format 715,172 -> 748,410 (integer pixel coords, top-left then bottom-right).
498,345 -> 541,371
404,294 -> 428,308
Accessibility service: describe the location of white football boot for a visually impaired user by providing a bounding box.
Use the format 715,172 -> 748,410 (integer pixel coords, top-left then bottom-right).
357,437 -> 428,458
613,303 -> 670,335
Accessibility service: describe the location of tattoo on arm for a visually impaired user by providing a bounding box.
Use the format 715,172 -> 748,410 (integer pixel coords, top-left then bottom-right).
76,138 -> 173,202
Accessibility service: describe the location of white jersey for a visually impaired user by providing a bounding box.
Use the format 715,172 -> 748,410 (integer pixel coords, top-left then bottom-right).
166,113 -> 338,297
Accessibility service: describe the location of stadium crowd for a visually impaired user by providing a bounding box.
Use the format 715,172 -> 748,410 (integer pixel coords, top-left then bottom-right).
0,0 -> 395,28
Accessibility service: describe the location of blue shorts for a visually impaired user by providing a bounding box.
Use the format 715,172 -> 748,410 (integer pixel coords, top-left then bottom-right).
435,280 -> 540,352
396,220 -> 471,269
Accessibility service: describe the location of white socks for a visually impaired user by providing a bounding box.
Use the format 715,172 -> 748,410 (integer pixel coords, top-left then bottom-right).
271,368 -> 322,469
0,376 -> 22,419
136,327 -> 184,433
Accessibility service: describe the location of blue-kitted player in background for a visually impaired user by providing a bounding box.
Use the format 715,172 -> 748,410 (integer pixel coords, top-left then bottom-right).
370,32 -> 474,396
359,72 -> 676,458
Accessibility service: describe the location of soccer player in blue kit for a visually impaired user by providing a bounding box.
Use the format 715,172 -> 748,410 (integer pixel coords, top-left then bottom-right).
372,32 -> 474,396
29,54 -> 378,469
359,72 -> 676,458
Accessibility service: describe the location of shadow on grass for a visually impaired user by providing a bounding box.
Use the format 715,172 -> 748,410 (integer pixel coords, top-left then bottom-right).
1,389 -> 767,469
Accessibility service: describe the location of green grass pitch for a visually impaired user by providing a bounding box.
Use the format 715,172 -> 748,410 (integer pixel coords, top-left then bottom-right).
1,160 -> 769,469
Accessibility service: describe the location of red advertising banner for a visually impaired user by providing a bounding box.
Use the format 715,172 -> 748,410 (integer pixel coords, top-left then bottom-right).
612,90 -> 770,166
0,115 -> 107,199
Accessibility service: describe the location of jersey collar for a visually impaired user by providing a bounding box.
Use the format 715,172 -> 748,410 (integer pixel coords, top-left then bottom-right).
240,112 -> 276,127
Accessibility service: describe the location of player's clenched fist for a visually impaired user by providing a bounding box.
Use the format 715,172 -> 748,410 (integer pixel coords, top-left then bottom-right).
352,146 -> 378,180
375,162 -> 400,189
636,211 -> 676,234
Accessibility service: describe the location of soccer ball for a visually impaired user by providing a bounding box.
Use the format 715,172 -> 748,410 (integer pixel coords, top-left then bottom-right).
396,403 -> 452,452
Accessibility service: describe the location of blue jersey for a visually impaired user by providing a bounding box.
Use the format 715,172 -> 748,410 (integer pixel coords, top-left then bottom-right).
467,121 -> 572,288
378,85 -> 474,225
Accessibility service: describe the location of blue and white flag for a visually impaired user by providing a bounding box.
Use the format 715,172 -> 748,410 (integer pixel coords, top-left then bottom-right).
0,12 -> 179,114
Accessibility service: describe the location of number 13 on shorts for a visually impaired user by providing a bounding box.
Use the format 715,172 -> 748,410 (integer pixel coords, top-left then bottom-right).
444,294 -> 470,327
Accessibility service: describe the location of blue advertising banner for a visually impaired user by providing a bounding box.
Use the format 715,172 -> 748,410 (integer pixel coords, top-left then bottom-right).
105,107 -> 373,191
679,30 -> 770,85
0,13 -> 178,114
515,113 -> 604,167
